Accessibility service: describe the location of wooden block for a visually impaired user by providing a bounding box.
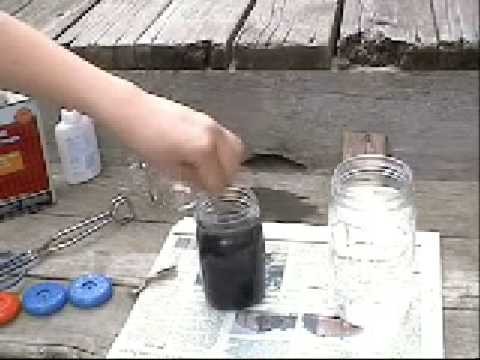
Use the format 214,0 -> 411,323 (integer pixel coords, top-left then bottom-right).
342,130 -> 388,160
339,0 -> 438,68
234,0 -> 338,69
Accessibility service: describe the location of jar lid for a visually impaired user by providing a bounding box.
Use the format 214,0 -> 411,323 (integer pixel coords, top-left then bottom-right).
23,283 -> 68,316
0,292 -> 22,325
68,274 -> 113,309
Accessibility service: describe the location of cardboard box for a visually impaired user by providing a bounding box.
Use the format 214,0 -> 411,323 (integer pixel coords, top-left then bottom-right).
0,92 -> 55,219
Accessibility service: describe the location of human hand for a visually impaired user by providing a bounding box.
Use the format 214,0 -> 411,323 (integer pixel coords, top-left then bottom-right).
102,88 -> 245,194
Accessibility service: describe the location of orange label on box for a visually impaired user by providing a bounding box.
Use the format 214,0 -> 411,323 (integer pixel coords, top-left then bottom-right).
0,151 -> 24,176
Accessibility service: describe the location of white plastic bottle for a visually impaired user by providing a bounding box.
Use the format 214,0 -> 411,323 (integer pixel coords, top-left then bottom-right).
55,109 -> 101,184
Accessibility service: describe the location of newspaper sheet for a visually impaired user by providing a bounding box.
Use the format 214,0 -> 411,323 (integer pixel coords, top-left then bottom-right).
108,218 -> 443,358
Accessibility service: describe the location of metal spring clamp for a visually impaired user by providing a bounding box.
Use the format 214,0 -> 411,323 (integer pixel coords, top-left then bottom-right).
0,194 -> 135,291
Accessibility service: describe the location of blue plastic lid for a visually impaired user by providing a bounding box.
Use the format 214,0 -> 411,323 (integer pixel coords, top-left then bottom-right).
68,274 -> 113,309
23,283 -> 68,316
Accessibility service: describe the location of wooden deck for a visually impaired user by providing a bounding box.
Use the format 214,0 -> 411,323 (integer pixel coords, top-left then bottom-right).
1,0 -> 479,358
1,0 -> 478,69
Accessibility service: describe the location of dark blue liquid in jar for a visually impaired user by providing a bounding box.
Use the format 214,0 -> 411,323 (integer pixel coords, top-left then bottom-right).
195,187 -> 265,310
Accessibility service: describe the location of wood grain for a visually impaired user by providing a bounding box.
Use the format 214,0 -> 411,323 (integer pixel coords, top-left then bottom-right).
60,0 -> 255,69
9,217 -> 476,310
339,0 -> 440,68
0,0 -> 31,15
58,0 -> 128,45
36,70 -> 480,183
14,0 -> 99,40
429,0 -> 479,69
136,0 -> 254,69
105,70 -> 478,182
233,0 -> 339,69
22,165 -> 476,239
58,0 -> 173,69
433,0 -> 479,45
445,310 -> 480,358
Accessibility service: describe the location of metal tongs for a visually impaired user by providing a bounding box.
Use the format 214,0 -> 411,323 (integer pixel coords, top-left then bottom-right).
0,194 -> 135,291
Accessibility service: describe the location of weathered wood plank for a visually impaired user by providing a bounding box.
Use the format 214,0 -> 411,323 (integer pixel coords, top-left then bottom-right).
445,310 -> 480,358
433,0 -> 479,45
430,0 -> 479,69
58,0 -> 126,46
16,227 -> 478,310
442,237 -> 479,310
1,215 -> 477,357
101,70 -> 478,181
58,0 -> 174,69
233,0 -> 339,69
24,164 -> 477,239
136,0 -> 254,69
342,129 -> 388,159
0,0 -> 31,15
2,222 -> 478,311
114,0 -> 173,69
36,70 -> 479,182
14,0 -> 99,40
0,176 -> 478,309
0,167 -> 478,357
339,0 -> 441,68
61,0 -> 254,69
58,0 -> 134,68
0,212 -> 170,259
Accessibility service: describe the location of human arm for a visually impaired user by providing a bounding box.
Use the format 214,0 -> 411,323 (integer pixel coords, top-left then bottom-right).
0,12 -> 244,193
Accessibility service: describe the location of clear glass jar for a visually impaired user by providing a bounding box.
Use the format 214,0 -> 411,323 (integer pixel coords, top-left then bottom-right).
328,155 -> 417,350
194,186 -> 265,310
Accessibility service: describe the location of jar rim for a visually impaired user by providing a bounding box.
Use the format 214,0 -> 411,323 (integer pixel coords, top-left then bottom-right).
332,155 -> 414,203
194,186 -> 259,227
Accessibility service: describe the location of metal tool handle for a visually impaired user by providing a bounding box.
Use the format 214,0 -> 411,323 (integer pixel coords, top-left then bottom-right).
0,195 -> 135,292
38,194 -> 135,255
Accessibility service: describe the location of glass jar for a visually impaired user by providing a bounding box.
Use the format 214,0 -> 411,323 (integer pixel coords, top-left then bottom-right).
194,186 -> 265,310
328,155 -> 417,342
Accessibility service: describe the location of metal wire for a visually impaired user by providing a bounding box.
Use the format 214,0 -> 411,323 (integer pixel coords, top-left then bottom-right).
0,194 -> 135,291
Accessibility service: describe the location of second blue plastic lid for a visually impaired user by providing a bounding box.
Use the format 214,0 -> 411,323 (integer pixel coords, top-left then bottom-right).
68,274 -> 113,309
23,283 -> 68,316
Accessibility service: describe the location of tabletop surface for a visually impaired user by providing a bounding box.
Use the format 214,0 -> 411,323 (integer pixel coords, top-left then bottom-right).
0,164 -> 478,358
0,0 -> 479,358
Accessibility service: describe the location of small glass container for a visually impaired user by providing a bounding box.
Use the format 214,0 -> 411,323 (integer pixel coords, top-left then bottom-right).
328,155 -> 416,335
194,186 -> 265,310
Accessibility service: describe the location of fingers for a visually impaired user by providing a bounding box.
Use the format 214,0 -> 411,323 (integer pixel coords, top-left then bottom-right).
215,127 -> 245,185
188,129 -> 228,194
196,143 -> 228,194
184,128 -> 244,194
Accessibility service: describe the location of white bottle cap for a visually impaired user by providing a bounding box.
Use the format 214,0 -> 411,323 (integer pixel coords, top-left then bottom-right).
60,109 -> 78,124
